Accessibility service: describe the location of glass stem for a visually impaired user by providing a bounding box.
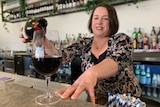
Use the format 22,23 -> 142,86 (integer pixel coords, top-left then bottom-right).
45,76 -> 51,98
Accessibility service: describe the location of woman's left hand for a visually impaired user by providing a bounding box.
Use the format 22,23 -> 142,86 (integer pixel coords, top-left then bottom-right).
55,67 -> 97,103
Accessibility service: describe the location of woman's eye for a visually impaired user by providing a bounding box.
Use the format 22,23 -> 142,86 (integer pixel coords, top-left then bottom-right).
103,17 -> 109,20
93,17 -> 98,20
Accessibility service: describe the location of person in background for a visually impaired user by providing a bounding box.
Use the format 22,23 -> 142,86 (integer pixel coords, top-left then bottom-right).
19,3 -> 141,105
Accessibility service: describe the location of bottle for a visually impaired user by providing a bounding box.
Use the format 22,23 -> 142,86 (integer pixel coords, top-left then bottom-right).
84,0 -> 88,4
69,0 -> 73,8
152,74 -> 157,87
132,28 -> 138,40
71,34 -> 76,44
147,86 -> 151,96
133,36 -> 138,49
65,33 -> 70,46
146,67 -> 151,85
152,74 -> 158,97
151,26 -> 157,37
150,26 -> 157,49
157,74 -> 160,98
132,28 -> 138,49
76,0 -> 80,6
22,17 -> 48,40
143,33 -> 149,49
140,65 -> 146,84
146,67 -> 151,96
73,0 -> 76,7
134,64 -> 141,83
80,0 -> 84,5
157,27 -> 160,49
77,33 -> 82,42
62,0 -> 66,9
153,87 -> 157,97
137,27 -> 143,49
66,0 -> 69,8
58,0 -> 63,10
157,74 -> 160,87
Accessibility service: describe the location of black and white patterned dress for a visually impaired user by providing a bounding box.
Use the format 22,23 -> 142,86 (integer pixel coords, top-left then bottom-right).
62,33 -> 142,104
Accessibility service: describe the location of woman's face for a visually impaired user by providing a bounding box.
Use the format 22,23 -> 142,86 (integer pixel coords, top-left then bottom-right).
91,6 -> 109,37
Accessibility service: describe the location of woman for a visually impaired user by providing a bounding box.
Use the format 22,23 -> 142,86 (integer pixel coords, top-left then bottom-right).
19,3 -> 141,105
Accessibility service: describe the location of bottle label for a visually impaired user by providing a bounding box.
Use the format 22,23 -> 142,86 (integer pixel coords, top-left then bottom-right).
22,28 -> 28,39
140,76 -> 146,84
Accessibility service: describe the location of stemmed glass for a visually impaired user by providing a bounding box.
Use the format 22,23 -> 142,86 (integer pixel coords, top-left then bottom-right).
32,29 -> 62,105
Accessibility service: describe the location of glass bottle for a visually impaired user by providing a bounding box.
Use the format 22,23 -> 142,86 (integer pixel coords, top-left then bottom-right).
157,27 -> 160,49
146,67 -> 151,97
140,65 -> 146,84
132,28 -> 138,38
69,0 -> 73,8
152,74 -> 157,87
150,26 -> 157,49
147,86 -> 151,96
137,27 -> 143,49
143,33 -> 149,49
146,67 -> 151,85
132,28 -> 138,49
134,64 -> 141,83
23,17 -> 48,40
84,0 -> 88,4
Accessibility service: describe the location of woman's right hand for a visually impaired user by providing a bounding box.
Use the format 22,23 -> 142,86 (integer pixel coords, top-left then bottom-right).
19,27 -> 58,56
19,27 -> 31,43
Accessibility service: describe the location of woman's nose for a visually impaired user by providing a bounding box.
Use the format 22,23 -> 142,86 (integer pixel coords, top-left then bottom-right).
98,18 -> 103,24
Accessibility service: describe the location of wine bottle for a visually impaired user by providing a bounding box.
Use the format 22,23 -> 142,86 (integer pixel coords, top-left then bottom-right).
22,17 -> 48,40
157,27 -> 160,49
143,33 -> 149,49
137,27 -> 143,49
132,28 -> 138,49
150,26 -> 157,49
69,0 -> 73,8
133,36 -> 138,49
73,0 -> 76,7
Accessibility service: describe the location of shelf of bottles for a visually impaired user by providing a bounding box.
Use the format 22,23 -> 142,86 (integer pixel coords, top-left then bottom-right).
55,62 -> 72,84
1,0 -> 88,23
133,61 -> 160,103
132,26 -> 160,51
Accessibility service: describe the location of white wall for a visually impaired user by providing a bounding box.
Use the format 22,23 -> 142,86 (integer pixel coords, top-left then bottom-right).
0,0 -> 160,51
116,0 -> 160,34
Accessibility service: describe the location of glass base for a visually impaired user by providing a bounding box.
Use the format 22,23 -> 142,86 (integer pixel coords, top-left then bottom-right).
35,93 -> 61,105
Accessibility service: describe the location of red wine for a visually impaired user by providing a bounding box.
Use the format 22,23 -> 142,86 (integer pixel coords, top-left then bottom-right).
32,57 -> 62,77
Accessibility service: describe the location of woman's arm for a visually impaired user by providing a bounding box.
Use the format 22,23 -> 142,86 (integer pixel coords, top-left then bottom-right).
55,33 -> 133,103
88,57 -> 118,80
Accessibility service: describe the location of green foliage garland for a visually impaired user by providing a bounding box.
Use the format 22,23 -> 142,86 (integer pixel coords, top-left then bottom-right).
78,0 -> 142,13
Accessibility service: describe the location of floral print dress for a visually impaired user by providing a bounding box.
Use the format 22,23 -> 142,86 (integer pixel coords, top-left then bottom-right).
62,33 -> 142,105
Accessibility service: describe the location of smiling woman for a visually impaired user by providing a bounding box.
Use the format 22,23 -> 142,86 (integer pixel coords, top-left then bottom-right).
19,3 -> 142,105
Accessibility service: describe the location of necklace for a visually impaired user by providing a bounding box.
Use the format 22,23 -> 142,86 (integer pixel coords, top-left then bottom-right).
91,38 -> 108,58
95,47 -> 99,50
93,39 -> 108,51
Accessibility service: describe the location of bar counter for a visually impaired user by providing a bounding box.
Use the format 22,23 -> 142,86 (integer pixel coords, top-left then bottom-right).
0,72 -> 105,107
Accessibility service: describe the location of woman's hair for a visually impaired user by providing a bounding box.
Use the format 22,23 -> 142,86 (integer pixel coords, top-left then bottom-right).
88,3 -> 119,36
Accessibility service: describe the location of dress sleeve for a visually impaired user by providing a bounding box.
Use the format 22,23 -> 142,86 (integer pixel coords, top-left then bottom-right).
107,33 -> 133,70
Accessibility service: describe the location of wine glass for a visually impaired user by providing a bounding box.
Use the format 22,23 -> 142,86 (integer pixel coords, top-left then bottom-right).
32,29 -> 62,105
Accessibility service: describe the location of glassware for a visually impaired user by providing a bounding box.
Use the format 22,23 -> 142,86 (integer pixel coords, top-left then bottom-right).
32,30 -> 62,105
